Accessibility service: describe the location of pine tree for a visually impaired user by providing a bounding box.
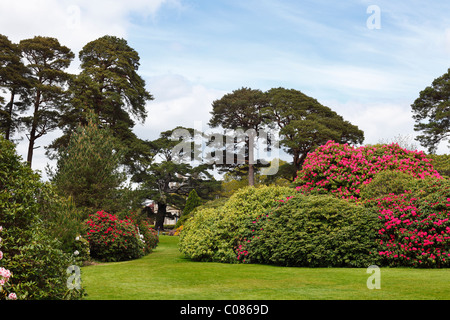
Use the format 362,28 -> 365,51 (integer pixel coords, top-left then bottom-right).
184,189 -> 202,216
19,36 -> 74,166
49,112 -> 126,214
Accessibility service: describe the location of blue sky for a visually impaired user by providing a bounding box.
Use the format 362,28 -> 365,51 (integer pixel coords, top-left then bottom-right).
0,0 -> 449,176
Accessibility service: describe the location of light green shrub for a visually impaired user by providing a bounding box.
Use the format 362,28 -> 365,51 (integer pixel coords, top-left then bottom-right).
179,185 -> 296,263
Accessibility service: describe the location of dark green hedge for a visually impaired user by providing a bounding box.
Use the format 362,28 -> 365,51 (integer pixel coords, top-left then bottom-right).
237,193 -> 382,267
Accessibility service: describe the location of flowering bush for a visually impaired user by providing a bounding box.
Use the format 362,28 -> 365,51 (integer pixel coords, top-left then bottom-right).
0,226 -> 16,300
71,235 -> 91,265
294,141 -> 441,200
84,211 -> 145,262
291,141 -> 450,268
174,225 -> 184,236
137,219 -> 159,254
371,177 -> 450,267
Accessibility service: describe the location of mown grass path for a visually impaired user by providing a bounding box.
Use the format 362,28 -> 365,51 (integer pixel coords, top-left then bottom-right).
81,235 -> 450,300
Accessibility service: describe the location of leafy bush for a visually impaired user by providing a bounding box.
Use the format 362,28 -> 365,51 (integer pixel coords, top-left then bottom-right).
359,170 -> 417,200
237,193 -> 382,267
72,235 -> 91,266
38,186 -> 86,255
179,185 -> 297,263
137,219 -> 159,254
0,226 -> 16,300
84,210 -> 150,262
0,136 -> 84,299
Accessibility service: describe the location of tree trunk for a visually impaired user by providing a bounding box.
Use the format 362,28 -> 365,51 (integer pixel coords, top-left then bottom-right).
248,130 -> 256,186
5,90 -> 15,141
293,152 -> 309,180
248,163 -> 255,186
155,202 -> 167,231
27,91 -> 40,167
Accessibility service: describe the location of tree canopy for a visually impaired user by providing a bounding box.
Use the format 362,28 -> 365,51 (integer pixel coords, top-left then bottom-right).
136,127 -> 220,230
265,87 -> 364,179
411,68 -> 450,153
48,35 -> 153,175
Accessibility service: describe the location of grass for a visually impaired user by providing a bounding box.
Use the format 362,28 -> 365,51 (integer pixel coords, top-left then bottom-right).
81,235 -> 450,300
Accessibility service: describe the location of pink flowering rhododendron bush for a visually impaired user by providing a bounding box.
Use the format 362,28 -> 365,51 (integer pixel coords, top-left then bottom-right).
370,177 -> 450,268
294,141 -> 441,200
0,226 -> 17,300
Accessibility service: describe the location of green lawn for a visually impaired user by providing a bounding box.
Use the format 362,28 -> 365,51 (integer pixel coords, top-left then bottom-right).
81,235 -> 450,300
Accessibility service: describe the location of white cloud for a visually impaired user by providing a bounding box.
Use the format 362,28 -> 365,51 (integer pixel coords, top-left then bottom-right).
0,0 -> 174,54
135,74 -> 225,140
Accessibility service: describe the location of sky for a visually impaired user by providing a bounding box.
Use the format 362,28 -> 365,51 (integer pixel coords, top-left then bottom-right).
1,0 -> 449,178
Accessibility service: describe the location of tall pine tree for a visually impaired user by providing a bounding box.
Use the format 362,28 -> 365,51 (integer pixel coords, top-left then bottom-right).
0,34 -> 30,141
19,36 -> 74,166
49,35 -> 153,174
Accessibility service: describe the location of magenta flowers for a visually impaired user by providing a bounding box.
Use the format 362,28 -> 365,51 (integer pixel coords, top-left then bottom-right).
294,141 -> 441,199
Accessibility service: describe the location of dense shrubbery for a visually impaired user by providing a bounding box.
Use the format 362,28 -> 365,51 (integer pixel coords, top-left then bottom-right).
179,185 -> 297,263
236,193 -> 382,267
84,210 -> 158,262
0,136 -> 84,299
181,140 -> 450,269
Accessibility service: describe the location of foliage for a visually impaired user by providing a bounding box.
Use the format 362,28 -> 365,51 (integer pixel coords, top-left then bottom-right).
411,67 -> 450,153
72,235 -> 91,266
0,136 -> 83,299
174,225 -> 184,236
175,189 -> 203,228
49,35 -> 153,175
19,36 -> 74,166
0,226 -> 17,300
179,185 -> 297,263
84,210 -> 158,262
236,193 -> 382,267
184,189 -> 203,216
137,127 -> 220,230
359,170 -> 417,201
209,87 -> 270,185
37,186 -> 85,254
0,34 -> 30,141
294,141 -> 441,200
428,154 -> 450,178
265,87 -> 364,175
49,113 -> 126,215
126,210 -> 159,254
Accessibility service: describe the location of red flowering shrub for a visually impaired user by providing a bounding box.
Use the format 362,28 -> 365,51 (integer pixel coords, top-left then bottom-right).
84,211 -> 145,262
294,141 -> 441,200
